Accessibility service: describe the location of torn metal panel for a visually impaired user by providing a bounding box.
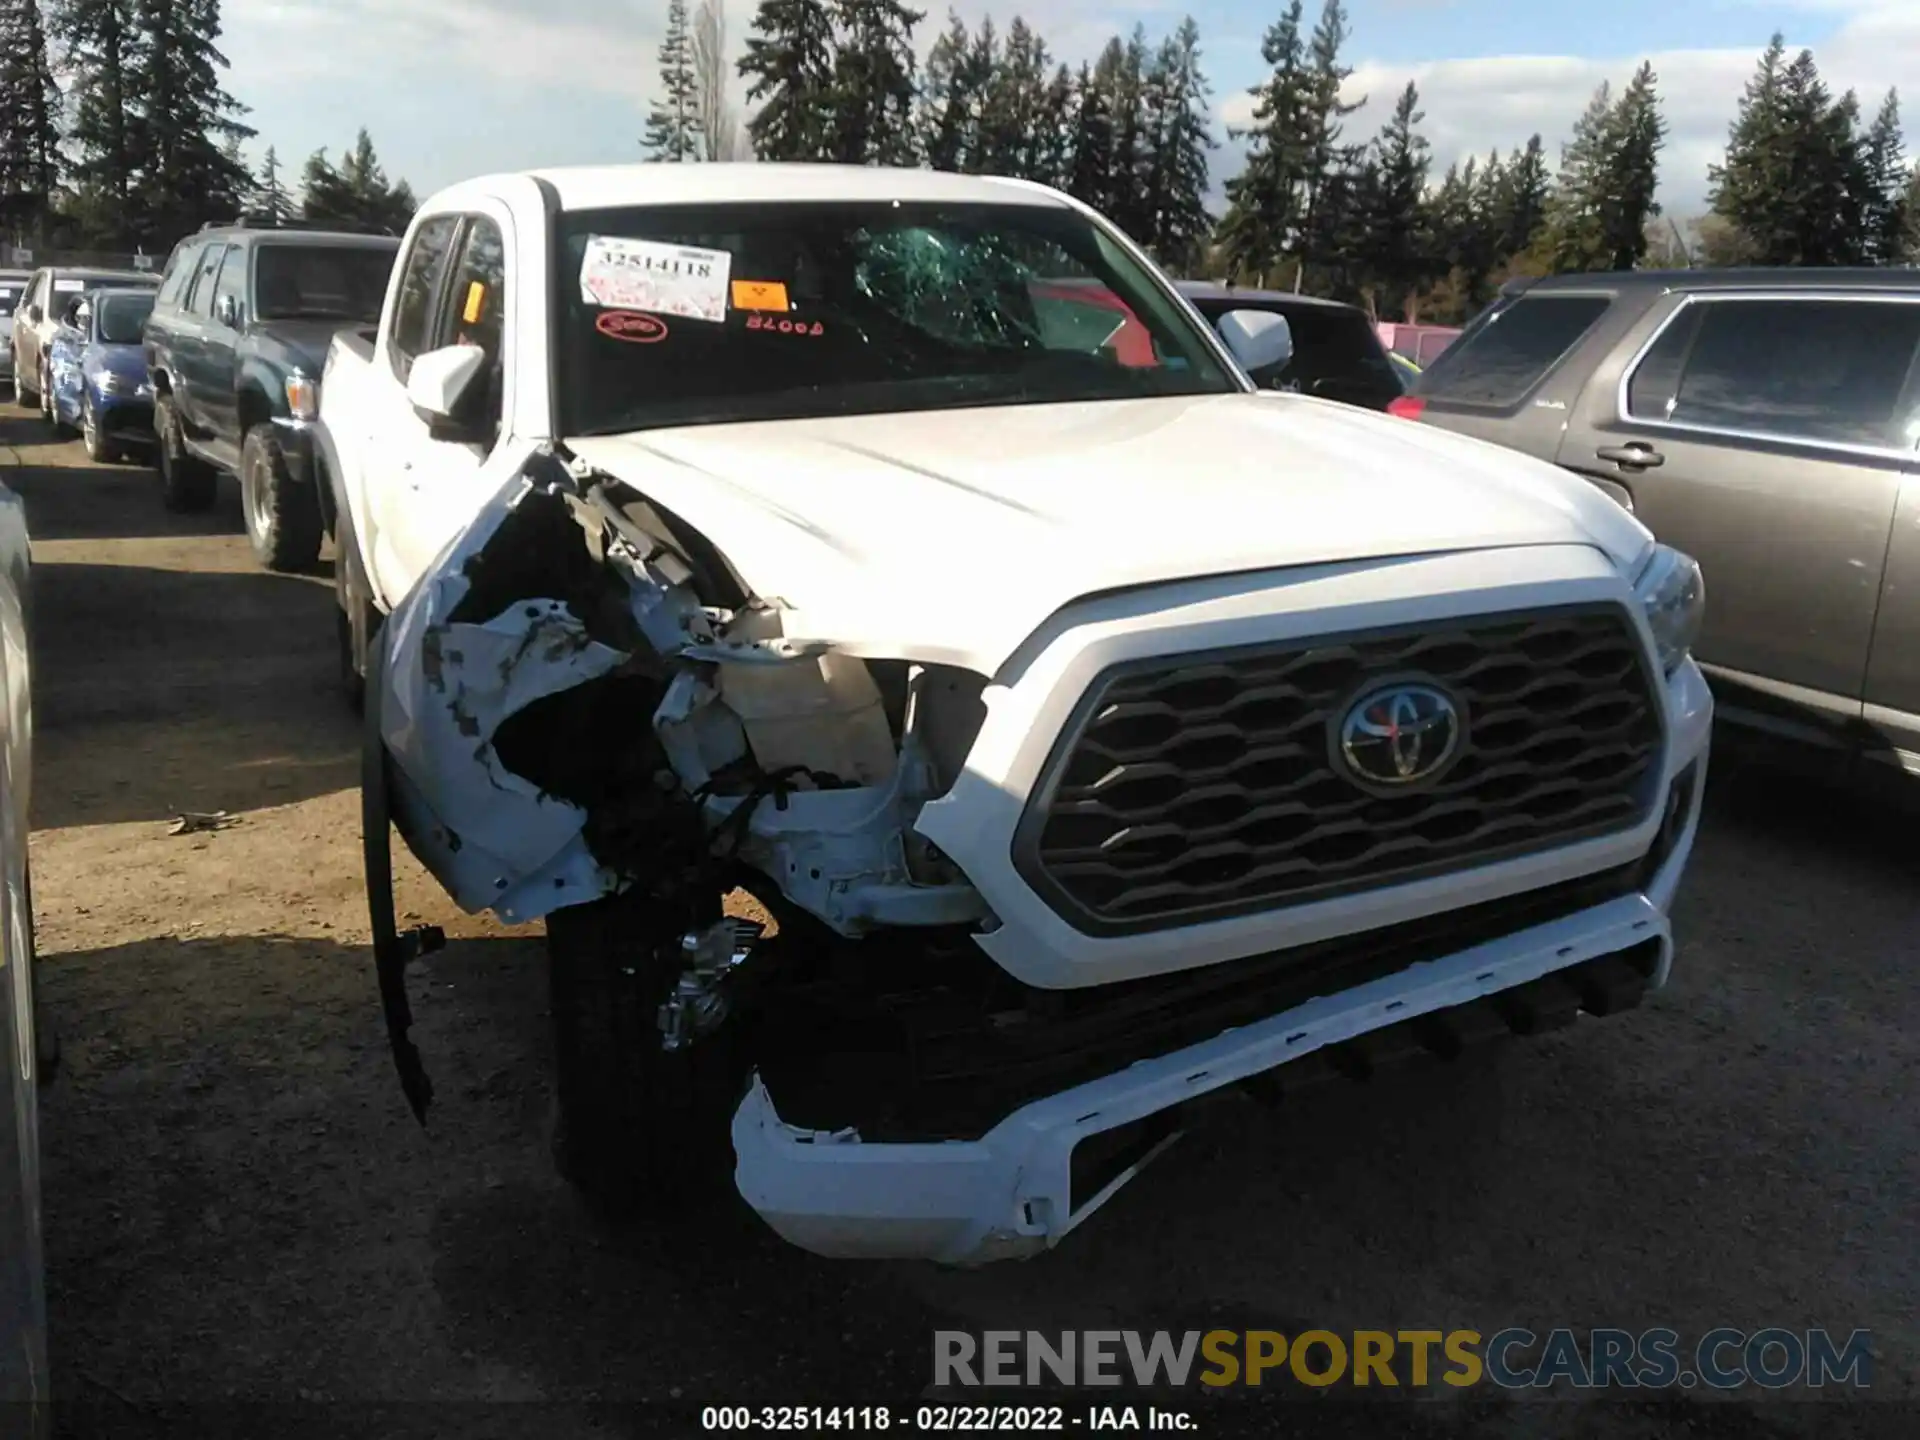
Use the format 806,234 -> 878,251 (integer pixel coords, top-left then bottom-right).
379,452 -> 991,932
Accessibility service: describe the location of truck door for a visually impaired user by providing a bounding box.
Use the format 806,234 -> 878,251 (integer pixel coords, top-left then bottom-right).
362,215 -> 459,605
384,213 -> 524,585
1556,289 -> 1920,732
199,244 -> 249,457
173,245 -> 229,434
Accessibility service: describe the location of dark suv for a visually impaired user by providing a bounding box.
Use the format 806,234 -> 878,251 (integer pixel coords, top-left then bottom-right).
1177,282 -> 1404,411
1394,268 -> 1920,774
143,221 -> 401,570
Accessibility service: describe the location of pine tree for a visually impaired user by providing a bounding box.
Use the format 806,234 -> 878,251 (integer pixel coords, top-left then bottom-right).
1032,63 -> 1076,190
1359,82 -> 1433,317
1105,27 -> 1153,237
1296,0 -> 1362,286
302,130 -> 415,233
1860,90 -> 1908,264
1709,35 -> 1873,266
976,18 -> 1049,180
1903,165 -> 1920,265
919,12 -> 981,172
1598,61 -> 1666,270
825,0 -> 922,166
1215,0 -> 1309,283
1065,61 -> 1114,211
1145,17 -> 1214,272
643,0 -> 702,161
53,0 -> 141,246
1538,82 -> 1614,272
0,0 -> 61,242
254,145 -> 292,225
739,0 -> 835,160
132,0 -> 256,246
1497,135 -> 1550,259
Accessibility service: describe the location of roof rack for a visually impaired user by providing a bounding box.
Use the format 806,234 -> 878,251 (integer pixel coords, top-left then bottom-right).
198,214 -> 400,237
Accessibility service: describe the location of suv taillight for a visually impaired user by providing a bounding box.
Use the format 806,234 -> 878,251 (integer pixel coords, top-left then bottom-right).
1387,396 -> 1426,420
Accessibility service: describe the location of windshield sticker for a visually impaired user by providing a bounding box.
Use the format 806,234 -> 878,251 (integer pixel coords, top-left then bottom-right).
462,281 -> 487,325
580,236 -> 729,323
730,279 -> 790,313
54,279 -> 85,293
744,315 -> 824,337
596,310 -> 670,344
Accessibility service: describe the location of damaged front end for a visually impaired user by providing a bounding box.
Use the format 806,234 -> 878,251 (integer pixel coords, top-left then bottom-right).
366,446 -> 995,1118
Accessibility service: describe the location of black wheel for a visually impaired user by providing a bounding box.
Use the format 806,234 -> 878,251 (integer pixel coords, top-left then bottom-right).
80,393 -> 115,463
240,424 -> 323,572
546,886 -> 743,1216
12,364 -> 34,408
155,394 -> 216,513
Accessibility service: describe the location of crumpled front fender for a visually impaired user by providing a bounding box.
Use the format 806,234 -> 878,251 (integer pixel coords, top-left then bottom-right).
377,465 -> 625,924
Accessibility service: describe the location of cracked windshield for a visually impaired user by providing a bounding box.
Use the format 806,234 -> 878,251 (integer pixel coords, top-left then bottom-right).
1,0 -> 1914,1432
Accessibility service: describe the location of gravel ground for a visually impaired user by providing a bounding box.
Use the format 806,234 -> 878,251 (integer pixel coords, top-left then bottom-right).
6,399 -> 1917,1439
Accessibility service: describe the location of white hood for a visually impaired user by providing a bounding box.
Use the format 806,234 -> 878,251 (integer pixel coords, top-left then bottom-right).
567,392 -> 1651,676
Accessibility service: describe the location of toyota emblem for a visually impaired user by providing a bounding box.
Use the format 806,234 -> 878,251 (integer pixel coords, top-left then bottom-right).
1337,682 -> 1464,789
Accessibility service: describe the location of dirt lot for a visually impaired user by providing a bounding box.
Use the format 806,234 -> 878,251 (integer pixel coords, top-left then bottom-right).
7,399 -> 1918,1438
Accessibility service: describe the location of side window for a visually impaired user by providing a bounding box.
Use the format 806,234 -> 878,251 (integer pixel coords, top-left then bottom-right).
434,216 -> 507,432
210,245 -> 248,324
1414,294 -> 1613,408
1627,298 -> 1920,450
157,244 -> 199,307
184,245 -> 228,317
389,215 -> 460,379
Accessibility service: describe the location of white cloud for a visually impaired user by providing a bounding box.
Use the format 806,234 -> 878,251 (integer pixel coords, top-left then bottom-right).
1217,0 -> 1920,215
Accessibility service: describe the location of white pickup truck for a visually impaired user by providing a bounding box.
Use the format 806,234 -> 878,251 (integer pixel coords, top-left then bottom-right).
319,164 -> 1712,1267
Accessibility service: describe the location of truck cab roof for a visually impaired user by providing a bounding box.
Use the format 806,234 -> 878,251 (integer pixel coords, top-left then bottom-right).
437,162 -> 1074,214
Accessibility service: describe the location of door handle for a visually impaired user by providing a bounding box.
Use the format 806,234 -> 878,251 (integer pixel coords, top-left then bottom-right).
1596,443 -> 1664,471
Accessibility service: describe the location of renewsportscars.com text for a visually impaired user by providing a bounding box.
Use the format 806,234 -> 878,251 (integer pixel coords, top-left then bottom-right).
933,1328 -> 1872,1391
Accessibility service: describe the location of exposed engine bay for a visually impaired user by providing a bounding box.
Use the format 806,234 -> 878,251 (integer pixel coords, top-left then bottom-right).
381,447 -> 996,933
366,445 -> 1068,1134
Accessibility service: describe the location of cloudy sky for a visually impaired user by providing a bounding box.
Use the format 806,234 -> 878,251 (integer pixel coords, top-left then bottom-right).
218,0 -> 1920,217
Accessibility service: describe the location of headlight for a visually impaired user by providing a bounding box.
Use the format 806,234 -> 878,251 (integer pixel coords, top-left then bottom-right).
1634,543 -> 1705,676
97,371 -> 128,394
285,372 -> 319,421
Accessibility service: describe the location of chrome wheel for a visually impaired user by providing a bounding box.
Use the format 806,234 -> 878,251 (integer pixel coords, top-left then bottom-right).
241,448 -> 273,548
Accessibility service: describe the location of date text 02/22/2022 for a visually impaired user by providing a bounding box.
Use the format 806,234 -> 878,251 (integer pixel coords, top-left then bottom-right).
700,1405 -> 1196,1431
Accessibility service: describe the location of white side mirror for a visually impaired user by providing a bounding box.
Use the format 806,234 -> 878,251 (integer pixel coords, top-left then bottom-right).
1217,309 -> 1294,377
405,344 -> 487,425
215,294 -> 239,328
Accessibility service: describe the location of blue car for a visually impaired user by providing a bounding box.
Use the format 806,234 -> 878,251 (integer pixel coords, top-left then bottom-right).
46,288 -> 157,463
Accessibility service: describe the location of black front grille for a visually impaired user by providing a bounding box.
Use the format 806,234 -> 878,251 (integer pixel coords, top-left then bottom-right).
1017,604 -> 1664,935
753,857 -> 1649,1143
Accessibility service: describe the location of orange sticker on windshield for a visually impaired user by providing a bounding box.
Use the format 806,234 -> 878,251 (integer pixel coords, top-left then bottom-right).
731,280 -> 790,312
462,282 -> 486,324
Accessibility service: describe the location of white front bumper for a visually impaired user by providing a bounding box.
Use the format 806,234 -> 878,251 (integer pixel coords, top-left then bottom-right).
734,549 -> 1713,1264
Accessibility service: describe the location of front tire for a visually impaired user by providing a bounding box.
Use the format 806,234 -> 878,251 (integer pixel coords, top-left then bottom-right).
12,364 -> 34,408
546,887 -> 742,1216
155,394 -> 217,513
241,424 -> 322,572
40,366 -> 69,436
80,394 -> 115,463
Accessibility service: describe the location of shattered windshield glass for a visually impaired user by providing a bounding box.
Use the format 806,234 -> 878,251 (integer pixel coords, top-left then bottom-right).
555,200 -> 1236,436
